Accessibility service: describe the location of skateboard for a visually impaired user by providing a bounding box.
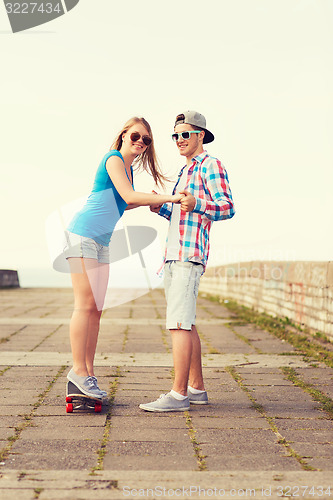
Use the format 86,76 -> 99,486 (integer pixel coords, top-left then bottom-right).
66,381 -> 103,413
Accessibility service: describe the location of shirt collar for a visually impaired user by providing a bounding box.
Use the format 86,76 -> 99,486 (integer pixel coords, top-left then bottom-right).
178,150 -> 209,177
191,150 -> 208,164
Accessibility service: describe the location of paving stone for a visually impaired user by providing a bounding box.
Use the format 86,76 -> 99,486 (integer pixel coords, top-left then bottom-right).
0,416 -> 23,430
109,428 -> 189,442
233,325 -> 296,354
191,416 -> 271,429
0,405 -> 33,416
0,490 -> 34,500
204,454 -> 302,471
281,430 -> 333,444
198,430 -> 281,454
109,415 -> 187,429
33,415 -> 107,428
6,440 -> 101,470
306,457 -> 333,470
288,442 -> 333,458
18,425 -> 105,441
104,440 -> 194,461
0,427 -> 17,440
275,418 -> 333,431
5,451 -> 98,471
1,390 -> 43,405
103,454 -> 197,471
0,287 -> 332,496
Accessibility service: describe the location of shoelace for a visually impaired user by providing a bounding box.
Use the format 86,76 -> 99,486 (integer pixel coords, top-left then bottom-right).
91,376 -> 102,391
86,376 -> 98,390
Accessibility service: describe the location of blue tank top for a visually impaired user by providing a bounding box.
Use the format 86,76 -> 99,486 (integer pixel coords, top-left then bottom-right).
67,150 -> 133,246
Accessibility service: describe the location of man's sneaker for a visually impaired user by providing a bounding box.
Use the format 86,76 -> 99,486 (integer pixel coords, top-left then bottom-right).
139,393 -> 190,412
91,376 -> 107,398
67,368 -> 103,399
188,388 -> 208,405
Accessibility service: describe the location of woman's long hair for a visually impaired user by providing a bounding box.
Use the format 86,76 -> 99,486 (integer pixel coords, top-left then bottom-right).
110,117 -> 168,189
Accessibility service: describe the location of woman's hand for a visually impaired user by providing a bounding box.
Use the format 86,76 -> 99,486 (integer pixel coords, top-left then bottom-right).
171,193 -> 184,204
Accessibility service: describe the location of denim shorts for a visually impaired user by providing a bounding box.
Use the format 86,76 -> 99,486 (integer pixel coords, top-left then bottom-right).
63,231 -> 110,264
164,260 -> 203,331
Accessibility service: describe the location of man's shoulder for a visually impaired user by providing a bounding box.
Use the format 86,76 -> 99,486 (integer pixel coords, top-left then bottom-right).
198,152 -> 224,173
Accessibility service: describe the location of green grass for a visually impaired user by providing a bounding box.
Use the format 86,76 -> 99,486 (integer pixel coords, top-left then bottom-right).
185,412 -> 207,471
205,295 -> 333,368
0,365 -> 67,463
92,367 -> 121,473
225,366 -> 317,471
282,367 -> 333,419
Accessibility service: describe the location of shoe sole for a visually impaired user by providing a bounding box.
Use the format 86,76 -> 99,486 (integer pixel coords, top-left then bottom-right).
189,400 -> 209,405
139,405 -> 190,412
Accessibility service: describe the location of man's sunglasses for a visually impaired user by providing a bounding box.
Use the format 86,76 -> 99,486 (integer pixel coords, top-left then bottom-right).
130,132 -> 152,146
171,130 -> 201,142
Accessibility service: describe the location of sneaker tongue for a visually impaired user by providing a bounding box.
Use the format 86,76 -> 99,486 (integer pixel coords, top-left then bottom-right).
86,377 -> 95,388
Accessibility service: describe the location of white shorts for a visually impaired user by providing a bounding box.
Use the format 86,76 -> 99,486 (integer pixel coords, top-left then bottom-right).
63,231 -> 110,264
164,260 -> 203,331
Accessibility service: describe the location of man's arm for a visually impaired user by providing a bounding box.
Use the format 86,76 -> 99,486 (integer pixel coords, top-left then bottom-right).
180,159 -> 235,220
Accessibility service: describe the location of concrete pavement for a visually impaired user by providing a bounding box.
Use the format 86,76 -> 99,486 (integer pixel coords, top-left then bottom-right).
0,287 -> 332,499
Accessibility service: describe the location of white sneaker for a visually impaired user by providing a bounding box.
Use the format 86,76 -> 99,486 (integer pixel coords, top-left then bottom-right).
139,393 -> 190,412
67,369 -> 103,399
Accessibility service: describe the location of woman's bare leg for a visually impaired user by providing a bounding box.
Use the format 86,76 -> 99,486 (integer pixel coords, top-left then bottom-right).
68,258 -> 109,377
85,261 -> 109,375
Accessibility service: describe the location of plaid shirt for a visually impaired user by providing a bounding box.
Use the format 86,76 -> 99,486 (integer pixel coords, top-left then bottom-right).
158,150 -> 235,272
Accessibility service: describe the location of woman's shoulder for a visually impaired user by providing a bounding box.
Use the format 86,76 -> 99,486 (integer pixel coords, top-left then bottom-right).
102,149 -> 124,164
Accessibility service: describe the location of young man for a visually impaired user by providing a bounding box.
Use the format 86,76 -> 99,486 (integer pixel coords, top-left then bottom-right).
139,111 -> 235,412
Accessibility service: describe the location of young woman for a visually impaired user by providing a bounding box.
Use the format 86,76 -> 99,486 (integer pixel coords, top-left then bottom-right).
64,117 -> 182,399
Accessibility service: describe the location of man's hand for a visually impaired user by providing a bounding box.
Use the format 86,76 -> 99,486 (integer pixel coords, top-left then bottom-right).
179,190 -> 196,212
150,204 -> 163,213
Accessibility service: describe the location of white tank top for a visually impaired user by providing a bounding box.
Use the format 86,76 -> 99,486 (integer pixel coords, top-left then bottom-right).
165,165 -> 189,261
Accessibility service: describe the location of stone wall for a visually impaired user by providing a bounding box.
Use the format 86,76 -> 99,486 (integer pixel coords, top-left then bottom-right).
200,261 -> 333,339
0,270 -> 20,288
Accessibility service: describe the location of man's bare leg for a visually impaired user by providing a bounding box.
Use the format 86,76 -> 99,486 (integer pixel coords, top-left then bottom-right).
170,329 -> 193,396
188,325 -> 205,391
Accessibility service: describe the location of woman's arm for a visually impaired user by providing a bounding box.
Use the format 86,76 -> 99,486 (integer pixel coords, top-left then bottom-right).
106,156 -> 181,205
125,203 -> 141,211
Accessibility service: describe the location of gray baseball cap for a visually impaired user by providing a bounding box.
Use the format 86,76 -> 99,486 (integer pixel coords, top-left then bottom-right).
174,110 -> 214,144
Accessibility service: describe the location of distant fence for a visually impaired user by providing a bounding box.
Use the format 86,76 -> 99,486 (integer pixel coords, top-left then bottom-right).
200,261 -> 333,339
0,270 -> 20,288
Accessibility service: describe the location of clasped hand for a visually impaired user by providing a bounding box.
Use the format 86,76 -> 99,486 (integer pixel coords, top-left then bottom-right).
150,190 -> 196,213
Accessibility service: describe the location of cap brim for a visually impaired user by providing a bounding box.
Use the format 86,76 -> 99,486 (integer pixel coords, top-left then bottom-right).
203,130 -> 214,144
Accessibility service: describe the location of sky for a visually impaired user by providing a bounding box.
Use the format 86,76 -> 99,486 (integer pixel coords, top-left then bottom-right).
0,0 -> 332,287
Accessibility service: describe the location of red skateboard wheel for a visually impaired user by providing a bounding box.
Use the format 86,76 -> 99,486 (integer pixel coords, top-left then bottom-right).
94,403 -> 102,413
66,403 -> 73,413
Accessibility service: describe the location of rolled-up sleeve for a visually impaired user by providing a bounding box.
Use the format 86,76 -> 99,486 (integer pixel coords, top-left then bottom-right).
158,202 -> 172,220
192,159 -> 235,221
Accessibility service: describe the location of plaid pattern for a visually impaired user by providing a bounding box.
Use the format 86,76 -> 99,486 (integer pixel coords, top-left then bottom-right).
159,150 -> 235,272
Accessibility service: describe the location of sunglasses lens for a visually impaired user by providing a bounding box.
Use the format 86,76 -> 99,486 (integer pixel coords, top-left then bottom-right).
182,132 -> 190,139
130,132 -> 141,142
172,134 -> 178,141
142,136 -> 152,146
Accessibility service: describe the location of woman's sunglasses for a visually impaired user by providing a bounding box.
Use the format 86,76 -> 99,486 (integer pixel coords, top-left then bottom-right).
171,130 -> 201,142
130,132 -> 152,146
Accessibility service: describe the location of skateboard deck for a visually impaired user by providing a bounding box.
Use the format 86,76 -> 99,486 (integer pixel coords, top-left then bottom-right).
66,381 -> 102,413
